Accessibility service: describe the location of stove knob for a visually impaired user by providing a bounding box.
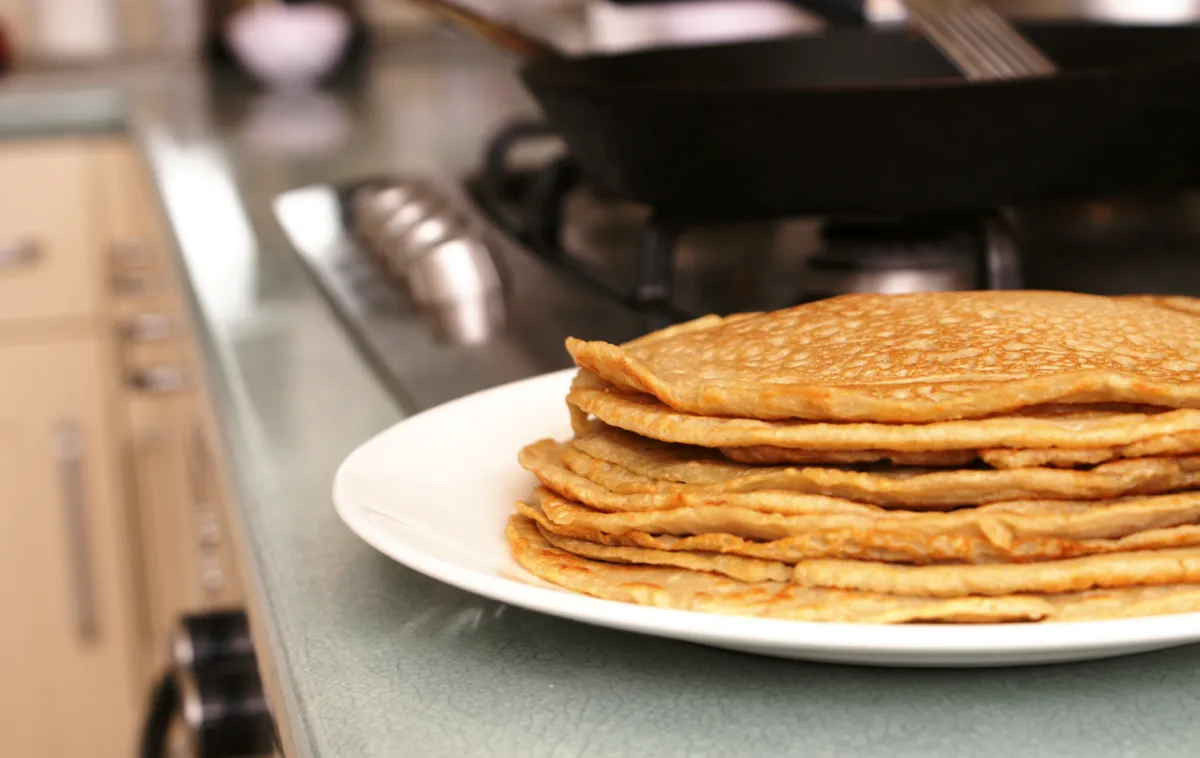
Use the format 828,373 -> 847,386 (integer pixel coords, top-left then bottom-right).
179,665 -> 274,758
172,611 -> 274,758
352,181 -> 426,231
373,196 -> 447,250
388,213 -> 468,275
171,611 -> 255,672
353,181 -> 436,246
408,236 -> 502,305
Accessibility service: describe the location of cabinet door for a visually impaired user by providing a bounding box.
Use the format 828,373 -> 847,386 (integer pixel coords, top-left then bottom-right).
0,140 -> 103,324
182,402 -> 245,610
126,389 -> 198,674
0,337 -> 140,758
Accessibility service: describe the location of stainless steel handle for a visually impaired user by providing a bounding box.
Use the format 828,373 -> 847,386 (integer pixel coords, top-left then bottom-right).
53,421 -> 99,644
0,239 -> 40,271
185,425 -> 214,512
110,238 -> 157,296
129,365 -> 188,394
124,428 -> 161,651
123,313 -> 173,342
111,237 -> 152,270
185,426 -> 225,603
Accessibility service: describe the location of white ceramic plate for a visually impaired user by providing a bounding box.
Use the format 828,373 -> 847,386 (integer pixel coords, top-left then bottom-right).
334,369 -> 1200,667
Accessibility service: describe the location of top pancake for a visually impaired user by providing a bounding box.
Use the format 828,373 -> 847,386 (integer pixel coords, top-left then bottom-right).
566,291 -> 1200,422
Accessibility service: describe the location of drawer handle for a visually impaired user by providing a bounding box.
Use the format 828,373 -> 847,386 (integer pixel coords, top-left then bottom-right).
111,237 -> 151,269
53,421 -> 99,644
129,365 -> 188,394
186,424 -> 219,512
123,313 -> 173,343
0,239 -> 40,272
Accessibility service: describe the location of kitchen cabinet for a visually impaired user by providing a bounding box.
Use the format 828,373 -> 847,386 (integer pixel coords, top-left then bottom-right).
0,139 -> 105,324
0,336 -> 140,758
99,138 -> 242,618
0,135 -> 243,756
122,351 -> 244,675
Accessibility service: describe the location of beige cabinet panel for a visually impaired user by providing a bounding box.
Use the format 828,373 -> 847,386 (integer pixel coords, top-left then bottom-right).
101,139 -> 244,679
126,388 -> 243,665
0,336 -> 140,758
0,139 -> 105,325
127,391 -> 199,671
184,403 -> 245,610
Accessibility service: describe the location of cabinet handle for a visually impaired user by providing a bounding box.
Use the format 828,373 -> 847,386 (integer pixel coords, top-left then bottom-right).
124,428 -> 163,651
129,365 -> 188,394
53,421 -> 99,644
185,425 -> 213,512
110,237 -> 151,269
0,239 -> 40,272
185,426 -> 223,603
109,238 -> 156,295
123,313 -> 173,343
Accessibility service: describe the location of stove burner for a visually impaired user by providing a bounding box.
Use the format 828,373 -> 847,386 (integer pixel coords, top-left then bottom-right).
469,120 -> 1023,315
798,215 -> 1022,302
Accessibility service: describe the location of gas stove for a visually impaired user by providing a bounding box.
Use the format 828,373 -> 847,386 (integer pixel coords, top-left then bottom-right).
273,118 -> 1200,414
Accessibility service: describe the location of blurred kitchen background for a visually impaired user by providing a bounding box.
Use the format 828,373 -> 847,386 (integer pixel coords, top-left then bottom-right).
5,2 -> 1200,758
3,0 -> 1200,62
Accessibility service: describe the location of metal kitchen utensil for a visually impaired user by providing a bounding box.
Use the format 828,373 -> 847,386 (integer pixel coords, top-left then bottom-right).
403,0 -> 563,60
519,23 -> 1200,217
902,0 -> 1058,80
393,0 -> 1200,217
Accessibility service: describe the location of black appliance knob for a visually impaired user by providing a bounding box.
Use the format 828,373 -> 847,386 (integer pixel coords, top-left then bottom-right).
172,610 -> 256,671
179,664 -> 275,758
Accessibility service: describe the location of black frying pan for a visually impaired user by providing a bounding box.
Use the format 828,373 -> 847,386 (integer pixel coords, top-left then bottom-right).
519,23 -> 1200,218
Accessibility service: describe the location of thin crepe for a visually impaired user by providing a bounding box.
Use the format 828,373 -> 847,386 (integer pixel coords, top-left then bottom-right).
527,485 -> 1200,562
517,496 -> 1200,566
566,427 -> 1200,507
506,514 -> 1200,623
568,380 -> 1200,454
567,291 -> 1200,422
790,548 -> 1200,597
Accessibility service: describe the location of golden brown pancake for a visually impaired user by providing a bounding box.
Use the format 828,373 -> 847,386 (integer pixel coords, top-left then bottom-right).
789,547 -> 1200,597
568,378 -> 1200,454
537,520 -> 792,583
505,292 -> 1200,624
567,291 -> 1200,422
564,427 -> 1200,507
723,431 -> 1200,469
721,447 -> 981,466
522,439 -> 1200,524
528,484 -> 1200,555
980,431 -> 1200,469
506,514 -> 1200,623
517,495 -> 1200,566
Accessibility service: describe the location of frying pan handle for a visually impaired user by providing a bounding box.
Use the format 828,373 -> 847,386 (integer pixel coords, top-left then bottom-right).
782,0 -> 867,26
481,120 -> 556,195
604,0 -> 867,25
526,154 -> 582,259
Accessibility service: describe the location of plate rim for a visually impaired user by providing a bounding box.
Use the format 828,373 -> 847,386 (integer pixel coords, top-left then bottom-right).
333,368 -> 1200,660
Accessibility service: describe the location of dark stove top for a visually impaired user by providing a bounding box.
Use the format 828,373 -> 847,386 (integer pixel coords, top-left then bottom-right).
274,120 -> 1200,414
464,122 -> 1034,319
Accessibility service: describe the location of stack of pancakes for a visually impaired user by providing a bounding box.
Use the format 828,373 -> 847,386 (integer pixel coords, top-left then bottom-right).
506,291 -> 1200,623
